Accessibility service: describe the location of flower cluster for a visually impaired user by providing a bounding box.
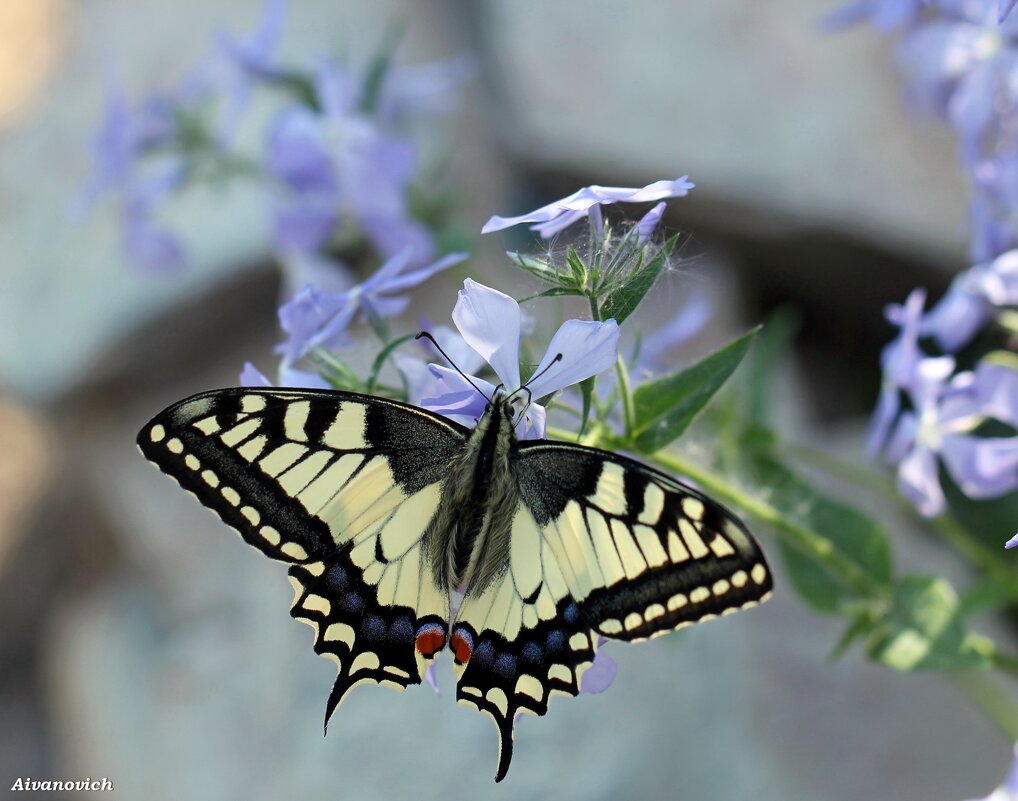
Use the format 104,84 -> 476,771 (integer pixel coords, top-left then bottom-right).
835,0 -> 1018,522
80,0 -> 469,280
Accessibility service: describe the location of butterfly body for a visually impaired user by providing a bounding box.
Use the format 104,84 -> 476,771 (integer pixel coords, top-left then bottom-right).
139,387 -> 772,781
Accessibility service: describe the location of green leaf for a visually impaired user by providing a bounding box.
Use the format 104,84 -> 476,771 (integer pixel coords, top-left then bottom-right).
743,307 -> 800,427
578,375 -> 594,439
600,235 -> 677,325
866,576 -> 994,671
518,287 -> 586,303
566,247 -> 588,291
510,252 -> 561,285
755,456 -> 893,612
630,327 -> 757,452
310,349 -> 363,392
958,575 -> 1018,617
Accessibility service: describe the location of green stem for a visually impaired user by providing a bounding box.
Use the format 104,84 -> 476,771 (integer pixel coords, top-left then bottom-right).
990,646 -> 1018,678
587,294 -> 635,437
651,450 -> 887,599
948,670 -> 1018,740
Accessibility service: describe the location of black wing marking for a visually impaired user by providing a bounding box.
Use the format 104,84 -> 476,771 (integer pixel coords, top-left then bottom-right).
137,388 -> 467,721
453,439 -> 772,781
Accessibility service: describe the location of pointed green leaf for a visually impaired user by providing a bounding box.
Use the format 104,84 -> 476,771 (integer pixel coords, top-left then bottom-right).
754,456 -> 892,612
600,235 -> 677,325
866,576 -> 994,671
630,327 -> 757,452
566,247 -> 588,291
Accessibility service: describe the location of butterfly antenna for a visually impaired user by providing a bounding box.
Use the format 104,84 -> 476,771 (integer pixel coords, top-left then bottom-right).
415,331 -> 491,402
522,352 -> 563,391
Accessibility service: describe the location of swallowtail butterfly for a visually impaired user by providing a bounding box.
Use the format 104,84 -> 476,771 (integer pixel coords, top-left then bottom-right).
138,385 -> 772,781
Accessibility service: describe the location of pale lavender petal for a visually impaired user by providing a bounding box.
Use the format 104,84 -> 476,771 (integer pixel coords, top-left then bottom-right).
277,285 -> 355,364
278,366 -> 331,389
579,650 -> 618,694
482,177 -> 694,236
636,201 -> 667,243
525,319 -> 620,400
941,435 -> 1018,499
640,288 -> 712,370
452,279 -> 522,389
897,443 -> 947,517
372,251 -> 468,295
531,209 -> 589,239
867,385 -> 902,457
420,325 -> 487,376
1001,0 -> 1017,22
973,249 -> 1018,305
240,362 -> 273,387
392,354 -> 434,405
515,401 -> 547,440
314,60 -> 359,120
122,211 -> 185,272
272,198 -> 338,253
886,410 -> 919,466
920,278 -> 989,352
1006,533 -> 1018,549
972,361 -> 1018,426
362,292 -> 412,320
265,108 -> 336,193
906,356 -> 956,411
423,663 -> 439,694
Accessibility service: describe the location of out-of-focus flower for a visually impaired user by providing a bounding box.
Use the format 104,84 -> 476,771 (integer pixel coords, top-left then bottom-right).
1006,532 -> 1018,548
277,249 -> 466,365
78,76 -> 205,271
922,249 -> 1018,350
481,178 -> 694,238
240,361 -> 330,389
419,279 -> 620,437
637,287 -> 712,373
869,289 -> 927,455
216,0 -> 287,138
1002,0 -> 1018,23
962,742 -> 1018,800
887,357 -> 1018,516
265,61 -> 436,260
579,646 -> 617,694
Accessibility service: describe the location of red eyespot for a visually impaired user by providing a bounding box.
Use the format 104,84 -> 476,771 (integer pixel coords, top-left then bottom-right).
414,624 -> 446,658
450,627 -> 474,665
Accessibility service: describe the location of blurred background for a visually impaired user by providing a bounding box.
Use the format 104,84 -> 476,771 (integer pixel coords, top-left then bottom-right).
0,1 -> 1010,799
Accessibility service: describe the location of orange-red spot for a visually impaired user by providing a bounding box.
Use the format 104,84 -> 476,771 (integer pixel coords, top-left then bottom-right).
415,629 -> 445,658
451,631 -> 473,665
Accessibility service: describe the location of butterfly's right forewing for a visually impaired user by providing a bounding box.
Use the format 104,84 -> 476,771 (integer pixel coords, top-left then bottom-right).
138,388 -> 468,720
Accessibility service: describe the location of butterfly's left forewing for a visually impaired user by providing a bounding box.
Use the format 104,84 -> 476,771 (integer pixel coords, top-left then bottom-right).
137,388 -> 468,721
453,440 -> 772,781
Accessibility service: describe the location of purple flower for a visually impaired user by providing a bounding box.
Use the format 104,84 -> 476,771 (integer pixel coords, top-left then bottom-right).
418,279 -> 620,438
1002,0 -> 1018,22
887,357 -> 1018,517
216,0 -> 287,139
922,249 -> 1018,350
78,77 -> 198,271
579,646 -> 618,694
277,249 -> 466,365
638,287 -> 712,373
481,178 -> 695,238
240,361 -> 330,389
869,289 -> 927,455
635,202 -> 667,244
1006,532 -> 1018,548
265,62 -> 436,260
962,742 -> 1018,800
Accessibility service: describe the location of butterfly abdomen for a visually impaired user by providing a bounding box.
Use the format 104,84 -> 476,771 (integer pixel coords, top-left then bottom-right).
428,400 -> 519,594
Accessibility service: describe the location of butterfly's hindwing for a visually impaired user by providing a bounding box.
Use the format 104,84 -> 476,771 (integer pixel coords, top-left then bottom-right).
452,440 -> 772,780
137,388 -> 467,718
515,441 -> 773,640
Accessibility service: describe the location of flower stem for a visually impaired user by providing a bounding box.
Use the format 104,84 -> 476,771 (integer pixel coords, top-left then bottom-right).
948,670 -> 1018,740
651,450 -> 887,599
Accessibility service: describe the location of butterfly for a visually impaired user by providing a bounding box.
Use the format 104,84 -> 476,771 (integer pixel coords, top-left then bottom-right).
138,383 -> 772,781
